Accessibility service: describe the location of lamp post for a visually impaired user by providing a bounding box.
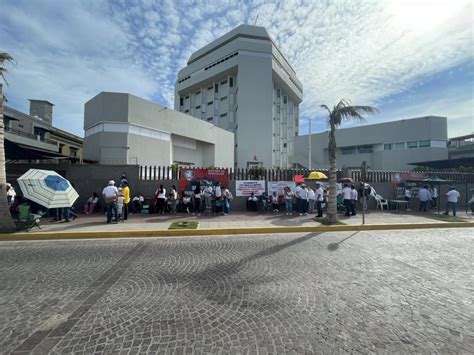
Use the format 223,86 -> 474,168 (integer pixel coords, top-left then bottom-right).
308,116 -> 312,170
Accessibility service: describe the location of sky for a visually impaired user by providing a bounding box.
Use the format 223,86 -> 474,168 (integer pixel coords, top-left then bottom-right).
1,0 -> 473,138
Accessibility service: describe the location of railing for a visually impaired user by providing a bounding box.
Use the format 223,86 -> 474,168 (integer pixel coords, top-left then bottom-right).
139,165 -> 474,183
139,166 -> 341,181
4,126 -> 57,146
349,169 -> 474,183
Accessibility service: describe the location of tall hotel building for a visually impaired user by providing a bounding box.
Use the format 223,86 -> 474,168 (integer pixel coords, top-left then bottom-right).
175,25 -> 303,168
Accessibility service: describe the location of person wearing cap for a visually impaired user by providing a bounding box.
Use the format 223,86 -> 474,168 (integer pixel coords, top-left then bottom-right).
444,186 -> 460,216
102,180 -> 119,223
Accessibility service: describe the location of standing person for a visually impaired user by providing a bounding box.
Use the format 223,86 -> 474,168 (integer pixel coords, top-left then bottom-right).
102,180 -> 119,224
294,183 -> 303,215
193,184 -> 201,216
284,186 -> 293,215
350,185 -> 358,216
444,186 -> 460,216
468,191 -> 474,214
430,185 -> 438,208
117,188 -> 125,222
6,183 -> 16,207
418,185 -> 431,212
314,183 -> 324,218
259,192 -> 268,213
119,173 -> 128,187
307,187 -> 315,214
342,184 -> 352,217
168,185 -> 178,214
223,187 -> 233,215
404,187 -> 412,210
204,184 -> 213,213
299,184 -> 308,216
84,192 -> 99,214
121,180 -> 130,220
155,184 -> 167,214
214,183 -> 223,215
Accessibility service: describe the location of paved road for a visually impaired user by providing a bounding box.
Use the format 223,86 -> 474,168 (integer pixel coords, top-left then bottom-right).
1,229 -> 473,354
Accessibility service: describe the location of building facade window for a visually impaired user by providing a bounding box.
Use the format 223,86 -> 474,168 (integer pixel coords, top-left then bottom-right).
214,84 -> 218,93
418,140 -> 430,147
70,147 -> 78,158
341,147 -> 356,155
229,77 -> 233,87
407,141 -> 418,148
357,145 -> 373,153
180,97 -> 184,106
395,142 -> 405,150
384,143 -> 392,150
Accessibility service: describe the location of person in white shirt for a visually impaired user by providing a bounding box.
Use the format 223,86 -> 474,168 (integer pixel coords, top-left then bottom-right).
131,193 -> 144,213
314,183 -> 324,218
418,185 -> 431,212
430,185 -> 438,208
444,187 -> 461,216
342,184 -> 352,216
84,192 -> 99,214
223,187 -> 233,215
350,185 -> 358,216
284,187 -> 294,215
299,185 -> 309,215
204,185 -> 213,212
155,184 -> 167,214
307,188 -> 316,214
270,191 -> 279,212
294,183 -> 303,215
6,183 -> 16,207
117,188 -> 125,221
168,185 -> 178,214
247,192 -> 258,212
102,180 -> 119,223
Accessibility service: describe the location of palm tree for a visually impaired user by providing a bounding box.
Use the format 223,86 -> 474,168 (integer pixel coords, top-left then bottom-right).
320,99 -> 378,224
0,52 -> 16,231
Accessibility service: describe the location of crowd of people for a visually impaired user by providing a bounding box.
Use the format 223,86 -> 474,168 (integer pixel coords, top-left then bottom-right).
404,185 -> 461,216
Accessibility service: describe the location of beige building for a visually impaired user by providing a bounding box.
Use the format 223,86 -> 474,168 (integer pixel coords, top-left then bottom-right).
83,92 -> 234,167
4,100 -> 83,162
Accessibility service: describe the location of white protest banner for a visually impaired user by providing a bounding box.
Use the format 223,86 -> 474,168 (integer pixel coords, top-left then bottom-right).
235,180 -> 265,197
267,181 -> 295,195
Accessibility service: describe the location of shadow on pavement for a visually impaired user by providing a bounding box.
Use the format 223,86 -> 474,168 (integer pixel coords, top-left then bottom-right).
327,232 -> 359,251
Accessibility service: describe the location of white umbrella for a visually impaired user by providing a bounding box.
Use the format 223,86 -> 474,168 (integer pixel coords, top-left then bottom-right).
17,169 -> 79,208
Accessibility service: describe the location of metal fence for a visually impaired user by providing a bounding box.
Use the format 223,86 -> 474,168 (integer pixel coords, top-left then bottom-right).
139,165 -> 474,183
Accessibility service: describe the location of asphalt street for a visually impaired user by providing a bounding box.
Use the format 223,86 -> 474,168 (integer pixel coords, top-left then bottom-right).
1,229 -> 473,354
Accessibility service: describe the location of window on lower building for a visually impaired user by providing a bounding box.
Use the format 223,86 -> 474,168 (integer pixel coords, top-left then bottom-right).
195,105 -> 201,109
179,97 -> 183,106
208,86 -> 213,91
276,89 -> 280,98
341,147 -> 356,155
384,143 -> 392,150
357,145 -> 373,153
220,96 -> 227,101
70,147 -> 78,158
207,101 -> 213,105
184,109 -> 189,113
283,96 -> 287,104
214,84 -> 218,93
195,90 -> 201,95
207,117 -> 213,121
220,113 -> 227,117
395,142 -> 405,150
229,77 -> 233,87
185,95 -> 189,99
407,141 -> 418,148
283,143 -> 287,148
220,80 -> 227,85
418,140 -> 430,147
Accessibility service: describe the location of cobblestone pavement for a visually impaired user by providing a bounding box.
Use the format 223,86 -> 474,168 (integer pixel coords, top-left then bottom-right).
1,229 -> 473,354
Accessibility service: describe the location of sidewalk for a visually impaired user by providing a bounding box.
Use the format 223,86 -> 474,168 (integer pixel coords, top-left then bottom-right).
6,210 -> 473,239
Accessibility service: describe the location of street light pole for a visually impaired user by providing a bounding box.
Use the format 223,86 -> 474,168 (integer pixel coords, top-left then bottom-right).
308,117 -> 312,170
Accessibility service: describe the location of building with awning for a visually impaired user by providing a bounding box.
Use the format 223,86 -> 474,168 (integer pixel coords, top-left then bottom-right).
3,100 -> 84,163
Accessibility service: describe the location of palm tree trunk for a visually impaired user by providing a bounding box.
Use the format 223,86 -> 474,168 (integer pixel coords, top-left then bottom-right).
327,123 -> 337,223
0,83 -> 16,231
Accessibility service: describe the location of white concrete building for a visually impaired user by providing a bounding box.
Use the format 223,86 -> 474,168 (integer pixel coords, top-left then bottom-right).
175,25 -> 303,169
83,92 -> 234,167
292,116 -> 449,171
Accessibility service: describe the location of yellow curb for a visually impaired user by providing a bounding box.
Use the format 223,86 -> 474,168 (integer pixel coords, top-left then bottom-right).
0,222 -> 472,241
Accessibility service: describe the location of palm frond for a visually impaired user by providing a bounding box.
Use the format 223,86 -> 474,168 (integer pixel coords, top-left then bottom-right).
336,98 -> 351,110
338,105 -> 378,122
0,52 -> 15,84
320,104 -> 331,115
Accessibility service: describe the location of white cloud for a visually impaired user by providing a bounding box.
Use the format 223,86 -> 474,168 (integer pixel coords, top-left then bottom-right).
1,0 -> 472,138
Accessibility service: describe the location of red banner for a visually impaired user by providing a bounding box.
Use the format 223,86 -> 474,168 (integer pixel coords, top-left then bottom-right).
179,168 -> 229,195
391,172 -> 424,199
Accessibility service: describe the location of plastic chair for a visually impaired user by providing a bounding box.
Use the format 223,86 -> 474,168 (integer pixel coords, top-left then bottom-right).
374,194 -> 389,211
16,204 -> 42,231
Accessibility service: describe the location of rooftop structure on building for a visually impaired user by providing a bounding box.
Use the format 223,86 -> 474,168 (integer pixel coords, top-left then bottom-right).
175,24 -> 303,169
3,100 -> 83,162
83,92 -> 234,167
293,116 -> 449,171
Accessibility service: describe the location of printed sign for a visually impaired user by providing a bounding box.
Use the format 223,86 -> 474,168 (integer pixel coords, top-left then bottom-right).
235,180 -> 265,197
391,172 -> 424,199
179,168 -> 229,195
267,181 -> 296,195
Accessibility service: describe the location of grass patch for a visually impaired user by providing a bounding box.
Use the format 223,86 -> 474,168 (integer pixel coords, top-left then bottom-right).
168,221 -> 199,230
424,214 -> 468,223
315,217 -> 347,226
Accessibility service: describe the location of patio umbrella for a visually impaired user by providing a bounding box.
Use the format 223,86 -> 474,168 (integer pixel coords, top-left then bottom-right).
338,177 -> 354,183
17,169 -> 79,208
307,171 -> 328,180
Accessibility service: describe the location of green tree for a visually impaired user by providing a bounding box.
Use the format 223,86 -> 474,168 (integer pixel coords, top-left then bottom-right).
0,52 -> 16,231
320,99 -> 378,224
